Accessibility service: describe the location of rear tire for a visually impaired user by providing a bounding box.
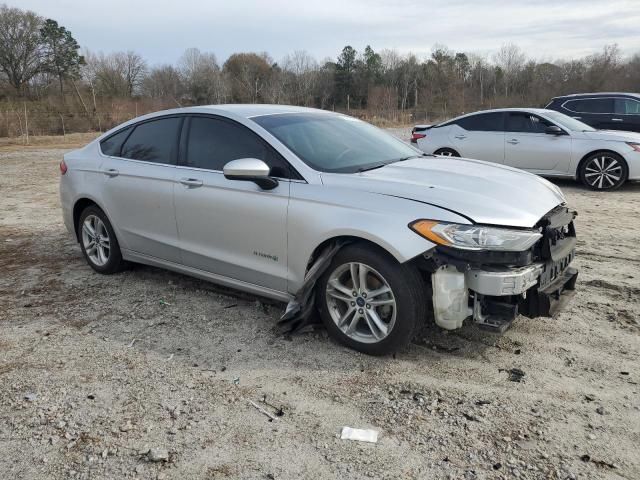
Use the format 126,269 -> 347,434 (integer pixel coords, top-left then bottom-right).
78,206 -> 127,274
578,152 -> 628,190
434,148 -> 460,157
316,244 -> 427,355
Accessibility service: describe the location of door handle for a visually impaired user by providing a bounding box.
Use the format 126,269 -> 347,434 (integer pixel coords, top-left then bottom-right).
179,177 -> 203,188
611,118 -> 623,122
102,168 -> 119,177
571,116 -> 582,120
454,135 -> 467,139
507,139 -> 519,145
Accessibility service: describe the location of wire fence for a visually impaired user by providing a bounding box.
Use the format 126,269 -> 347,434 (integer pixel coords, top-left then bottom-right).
0,103 -> 462,142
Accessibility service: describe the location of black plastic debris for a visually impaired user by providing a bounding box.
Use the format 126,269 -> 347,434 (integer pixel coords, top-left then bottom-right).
580,454 -> 617,469
277,239 -> 349,334
499,368 -> 526,382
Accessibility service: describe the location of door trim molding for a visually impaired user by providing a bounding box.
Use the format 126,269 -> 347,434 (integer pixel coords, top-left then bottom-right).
121,249 -> 293,302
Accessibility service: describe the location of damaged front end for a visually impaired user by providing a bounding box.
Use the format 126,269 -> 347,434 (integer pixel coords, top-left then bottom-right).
419,205 -> 578,333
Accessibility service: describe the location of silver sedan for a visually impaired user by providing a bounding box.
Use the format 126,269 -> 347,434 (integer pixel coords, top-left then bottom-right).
60,105 -> 578,355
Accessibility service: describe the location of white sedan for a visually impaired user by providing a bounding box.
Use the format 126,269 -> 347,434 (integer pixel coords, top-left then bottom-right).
412,108 -> 640,190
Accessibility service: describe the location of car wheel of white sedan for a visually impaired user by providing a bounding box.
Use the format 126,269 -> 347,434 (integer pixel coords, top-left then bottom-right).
434,148 -> 460,157
317,244 -> 427,355
579,152 -> 628,191
78,205 -> 127,274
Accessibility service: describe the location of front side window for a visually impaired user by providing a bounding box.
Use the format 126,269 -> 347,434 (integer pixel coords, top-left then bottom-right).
543,111 -> 594,132
615,98 -> 640,114
184,116 -> 292,178
455,112 -> 504,131
121,117 -> 182,164
253,113 -> 422,173
564,98 -> 614,114
507,113 -> 552,133
100,127 -> 132,157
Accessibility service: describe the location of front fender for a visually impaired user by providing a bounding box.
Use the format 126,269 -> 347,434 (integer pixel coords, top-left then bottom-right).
287,183 -> 470,293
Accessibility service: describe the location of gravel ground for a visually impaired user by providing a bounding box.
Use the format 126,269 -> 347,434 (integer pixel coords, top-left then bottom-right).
0,140 -> 639,480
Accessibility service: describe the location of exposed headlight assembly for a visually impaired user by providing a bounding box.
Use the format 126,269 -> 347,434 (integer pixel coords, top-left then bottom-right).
410,220 -> 542,252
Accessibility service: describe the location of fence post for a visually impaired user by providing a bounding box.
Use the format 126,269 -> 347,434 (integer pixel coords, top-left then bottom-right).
24,102 -> 29,145
59,114 -> 66,141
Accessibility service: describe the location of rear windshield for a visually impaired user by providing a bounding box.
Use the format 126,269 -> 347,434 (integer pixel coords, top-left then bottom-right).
253,113 -> 421,173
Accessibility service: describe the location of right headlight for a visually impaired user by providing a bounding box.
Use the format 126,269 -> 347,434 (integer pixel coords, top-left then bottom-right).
409,220 -> 542,252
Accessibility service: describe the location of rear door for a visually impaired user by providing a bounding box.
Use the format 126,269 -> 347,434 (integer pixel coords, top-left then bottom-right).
174,115 -> 292,292
98,116 -> 183,262
504,112 -> 572,173
447,112 -> 505,163
562,98 -> 615,130
614,97 -> 640,132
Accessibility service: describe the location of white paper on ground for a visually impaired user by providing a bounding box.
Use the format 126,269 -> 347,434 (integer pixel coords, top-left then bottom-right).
340,426 -> 379,443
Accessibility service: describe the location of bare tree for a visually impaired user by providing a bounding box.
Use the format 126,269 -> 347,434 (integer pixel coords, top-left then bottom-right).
142,64 -> 183,102
223,52 -> 273,103
493,43 -> 525,98
178,48 -> 227,104
122,51 -> 147,96
282,50 -> 318,105
0,4 -> 43,94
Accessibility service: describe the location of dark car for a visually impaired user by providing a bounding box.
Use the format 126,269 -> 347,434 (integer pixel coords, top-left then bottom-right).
545,93 -> 640,132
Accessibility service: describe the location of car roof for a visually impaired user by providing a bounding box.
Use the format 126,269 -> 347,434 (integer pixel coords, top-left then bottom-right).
183,104 -> 333,119
551,92 -> 640,100
439,108 -> 558,123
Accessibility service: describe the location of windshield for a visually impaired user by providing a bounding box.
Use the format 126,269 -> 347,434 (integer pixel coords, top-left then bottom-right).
253,113 -> 423,173
542,110 -> 596,132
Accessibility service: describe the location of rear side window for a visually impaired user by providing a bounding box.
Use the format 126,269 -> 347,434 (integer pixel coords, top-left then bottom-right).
100,127 -> 132,157
455,112 -> 504,131
121,117 -> 182,164
507,113 -> 552,133
563,98 -> 613,114
185,116 -> 292,178
615,98 -> 640,114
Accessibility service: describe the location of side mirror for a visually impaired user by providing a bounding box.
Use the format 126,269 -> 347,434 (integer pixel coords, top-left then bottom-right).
223,158 -> 279,190
545,125 -> 565,135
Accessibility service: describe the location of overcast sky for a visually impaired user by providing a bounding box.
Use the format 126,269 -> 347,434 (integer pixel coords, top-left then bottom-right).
16,0 -> 640,65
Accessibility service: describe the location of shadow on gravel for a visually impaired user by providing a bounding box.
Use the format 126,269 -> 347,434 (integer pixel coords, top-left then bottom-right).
0,226 -> 503,376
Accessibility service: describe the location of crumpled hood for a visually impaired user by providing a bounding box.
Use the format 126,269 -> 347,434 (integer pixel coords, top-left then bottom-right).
322,156 -> 566,228
581,129 -> 640,142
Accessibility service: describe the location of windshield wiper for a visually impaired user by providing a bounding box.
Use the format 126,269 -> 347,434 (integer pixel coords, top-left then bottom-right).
357,154 -> 427,173
357,162 -> 388,172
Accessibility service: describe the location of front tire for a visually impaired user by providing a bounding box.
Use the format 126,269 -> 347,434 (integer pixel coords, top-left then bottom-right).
578,152 -> 628,190
78,206 -> 127,274
316,244 -> 427,355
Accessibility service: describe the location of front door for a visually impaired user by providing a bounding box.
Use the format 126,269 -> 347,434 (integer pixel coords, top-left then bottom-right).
174,115 -> 292,292
504,112 -> 572,173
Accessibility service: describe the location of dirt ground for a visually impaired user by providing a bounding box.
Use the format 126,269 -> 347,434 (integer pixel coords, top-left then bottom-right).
0,137 -> 639,480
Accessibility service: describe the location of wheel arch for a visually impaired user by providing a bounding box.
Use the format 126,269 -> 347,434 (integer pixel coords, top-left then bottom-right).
305,235 -> 400,275
72,197 -> 112,242
577,149 -> 628,175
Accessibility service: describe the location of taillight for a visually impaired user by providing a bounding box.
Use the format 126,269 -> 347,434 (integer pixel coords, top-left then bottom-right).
60,159 -> 68,175
411,132 -> 426,144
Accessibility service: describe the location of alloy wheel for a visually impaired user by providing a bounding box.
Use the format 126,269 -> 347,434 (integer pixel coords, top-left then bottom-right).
81,215 -> 111,266
325,262 -> 396,344
583,155 -> 624,189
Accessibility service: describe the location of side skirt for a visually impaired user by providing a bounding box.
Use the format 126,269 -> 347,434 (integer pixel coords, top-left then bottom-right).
121,249 -> 293,303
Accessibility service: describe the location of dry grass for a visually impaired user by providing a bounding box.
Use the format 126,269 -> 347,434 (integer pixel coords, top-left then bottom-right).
0,132 -> 99,152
